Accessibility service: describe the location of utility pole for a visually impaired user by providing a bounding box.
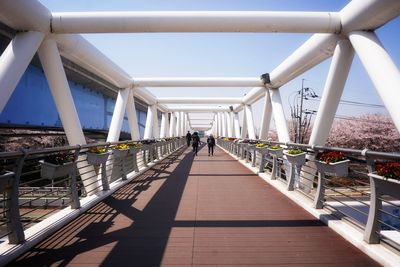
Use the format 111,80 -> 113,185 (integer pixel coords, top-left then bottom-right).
298,79 -> 305,143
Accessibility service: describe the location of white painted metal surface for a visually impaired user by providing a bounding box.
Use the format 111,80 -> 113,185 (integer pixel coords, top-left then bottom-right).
169,112 -> 176,137
157,97 -> 243,104
0,31 -> 44,113
269,89 -> 290,142
51,11 -> 341,34
106,88 -> 130,142
259,91 -> 273,140
38,38 -> 100,193
349,31 -> 400,132
0,0 -> 50,32
134,77 -> 262,87
340,0 -> 400,33
245,105 -> 256,139
144,105 -> 154,139
309,39 -> 354,145
126,89 -> 141,140
37,38 -> 86,146
233,112 -> 241,138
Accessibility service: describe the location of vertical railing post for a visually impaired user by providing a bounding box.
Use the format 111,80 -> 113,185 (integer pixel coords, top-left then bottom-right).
364,175 -> 381,244
5,150 -> 28,244
70,147 -> 82,209
270,155 -> 279,180
101,143 -> 111,190
313,172 -> 325,209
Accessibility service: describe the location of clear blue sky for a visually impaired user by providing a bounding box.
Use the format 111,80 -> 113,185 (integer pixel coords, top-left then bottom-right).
39,0 -> 400,131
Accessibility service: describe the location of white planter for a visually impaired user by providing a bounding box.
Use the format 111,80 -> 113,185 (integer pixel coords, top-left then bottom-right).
112,149 -> 129,158
315,159 -> 350,177
268,148 -> 283,158
255,146 -> 268,154
129,147 -> 141,155
40,161 -> 75,179
284,152 -> 306,166
0,171 -> 14,192
87,152 -> 109,165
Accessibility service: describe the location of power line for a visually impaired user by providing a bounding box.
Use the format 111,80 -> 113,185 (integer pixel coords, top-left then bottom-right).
308,97 -> 385,108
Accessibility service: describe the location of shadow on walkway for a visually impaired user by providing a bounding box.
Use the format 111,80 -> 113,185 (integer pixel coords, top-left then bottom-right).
13,147 -> 195,266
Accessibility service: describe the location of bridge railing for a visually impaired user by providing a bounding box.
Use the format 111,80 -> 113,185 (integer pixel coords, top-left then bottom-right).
217,137 -> 400,250
0,137 -> 185,245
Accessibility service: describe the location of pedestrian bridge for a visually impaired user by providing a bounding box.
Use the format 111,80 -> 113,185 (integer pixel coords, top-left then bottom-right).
0,139 -> 399,266
0,0 -> 400,266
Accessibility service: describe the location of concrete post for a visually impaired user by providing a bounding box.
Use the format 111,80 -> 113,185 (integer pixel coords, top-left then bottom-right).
169,112 -> 176,137
259,91 -> 273,140
233,112 -> 241,138
245,105 -> 256,139
144,105 -> 154,139
126,88 -> 140,140
269,89 -> 290,142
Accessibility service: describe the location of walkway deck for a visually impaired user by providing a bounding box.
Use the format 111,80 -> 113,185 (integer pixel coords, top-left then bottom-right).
12,144 -> 379,266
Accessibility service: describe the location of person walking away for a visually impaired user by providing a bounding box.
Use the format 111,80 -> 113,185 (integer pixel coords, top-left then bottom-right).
192,132 -> 200,156
186,131 -> 192,147
207,134 -> 216,156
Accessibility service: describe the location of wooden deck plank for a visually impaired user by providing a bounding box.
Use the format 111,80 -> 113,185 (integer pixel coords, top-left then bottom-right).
11,144 -> 380,266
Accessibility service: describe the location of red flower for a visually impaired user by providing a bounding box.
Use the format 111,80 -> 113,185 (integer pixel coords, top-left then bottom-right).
376,162 -> 400,179
318,151 -> 347,164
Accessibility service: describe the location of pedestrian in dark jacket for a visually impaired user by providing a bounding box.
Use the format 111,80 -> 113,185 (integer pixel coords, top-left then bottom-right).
192,132 -> 200,156
185,131 -> 192,147
207,134 -> 216,156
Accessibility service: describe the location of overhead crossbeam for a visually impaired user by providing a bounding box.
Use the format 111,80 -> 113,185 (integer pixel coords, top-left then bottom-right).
133,77 -> 263,87
51,11 -> 341,34
157,97 -> 242,104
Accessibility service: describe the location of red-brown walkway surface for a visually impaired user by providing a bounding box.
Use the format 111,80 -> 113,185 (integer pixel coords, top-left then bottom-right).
12,144 -> 379,266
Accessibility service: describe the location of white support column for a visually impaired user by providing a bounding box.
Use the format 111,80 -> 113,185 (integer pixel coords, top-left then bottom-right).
221,112 -> 227,137
175,112 -> 181,137
245,105 -> 256,139
38,38 -> 86,145
233,112 -> 241,138
38,38 -> 100,193
169,112 -> 176,137
152,105 -> 159,139
259,91 -> 273,140
212,113 -> 217,136
0,31 -> 44,112
349,31 -> 400,132
183,113 -> 188,134
228,112 -> 234,137
269,89 -> 290,142
218,112 -> 223,137
107,88 -> 130,142
126,88 -> 140,140
309,39 -> 354,145
165,112 -> 171,137
160,112 -> 168,138
144,105 -> 154,139
180,112 -> 185,136
241,108 -> 248,139
226,112 -> 232,137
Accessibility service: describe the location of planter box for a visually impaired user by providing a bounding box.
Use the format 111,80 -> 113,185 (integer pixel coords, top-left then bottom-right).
284,152 -> 307,166
87,152 -> 109,165
315,159 -> 349,177
129,147 -> 141,155
112,149 -> 129,158
268,148 -> 283,158
255,146 -> 268,154
40,161 -> 75,179
0,171 -> 14,192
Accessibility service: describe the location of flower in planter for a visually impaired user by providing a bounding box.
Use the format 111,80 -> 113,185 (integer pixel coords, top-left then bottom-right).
129,143 -> 142,148
111,144 -> 129,150
286,149 -> 303,155
375,162 -> 400,180
318,151 -> 347,164
256,143 -> 266,148
269,145 -> 282,150
89,146 -> 107,154
43,152 -> 75,165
